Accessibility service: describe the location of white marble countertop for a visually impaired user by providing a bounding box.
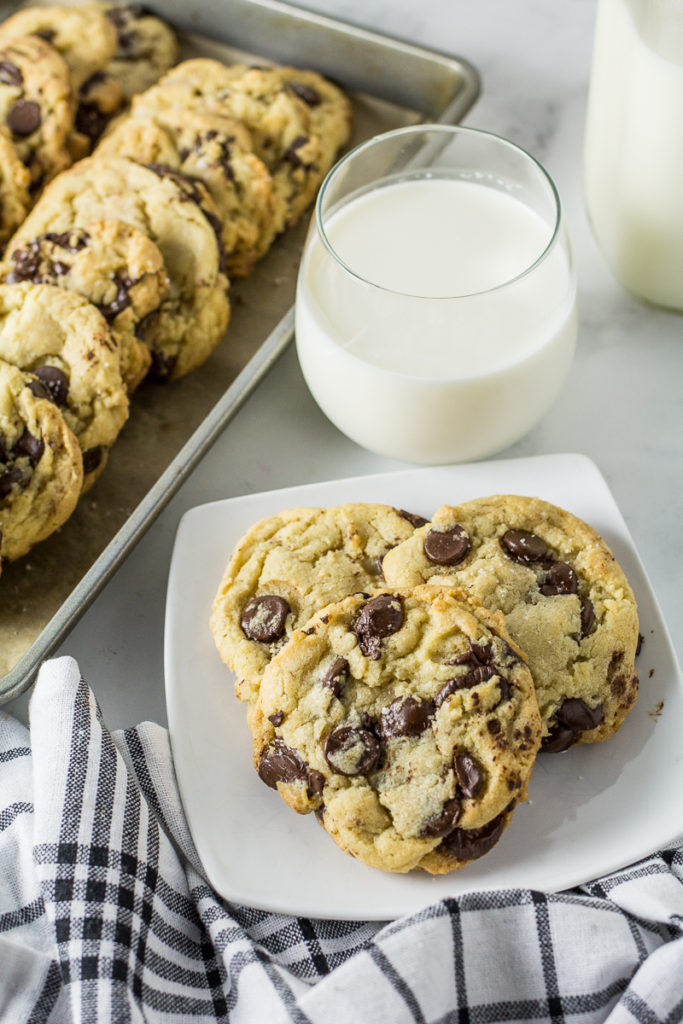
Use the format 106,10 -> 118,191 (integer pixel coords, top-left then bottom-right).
7,0 -> 682,728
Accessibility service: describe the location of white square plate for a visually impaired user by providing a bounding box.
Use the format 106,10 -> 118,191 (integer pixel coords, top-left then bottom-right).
164,453 -> 683,920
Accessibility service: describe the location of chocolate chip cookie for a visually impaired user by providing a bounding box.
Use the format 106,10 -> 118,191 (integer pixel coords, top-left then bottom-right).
0,35 -> 73,188
2,219 -> 170,391
96,108 -> 275,277
383,495 -> 640,751
251,585 -> 541,874
97,2 -> 179,100
6,156 -> 230,382
132,59 -> 330,232
0,282 -> 129,490
0,126 -> 30,246
0,356 -> 82,562
210,504 -> 423,704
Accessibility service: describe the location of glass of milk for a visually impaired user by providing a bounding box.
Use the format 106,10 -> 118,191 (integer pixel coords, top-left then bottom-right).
295,125 -> 577,464
584,0 -> 683,310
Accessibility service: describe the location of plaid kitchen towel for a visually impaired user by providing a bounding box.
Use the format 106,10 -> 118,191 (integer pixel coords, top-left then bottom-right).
1,656 -> 682,1024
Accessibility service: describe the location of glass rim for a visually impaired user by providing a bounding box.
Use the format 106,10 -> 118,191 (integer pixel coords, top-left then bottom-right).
314,123 -> 564,300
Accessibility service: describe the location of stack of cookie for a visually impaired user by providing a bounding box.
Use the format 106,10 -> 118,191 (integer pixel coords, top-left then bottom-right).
0,3 -> 352,574
210,496 -> 640,875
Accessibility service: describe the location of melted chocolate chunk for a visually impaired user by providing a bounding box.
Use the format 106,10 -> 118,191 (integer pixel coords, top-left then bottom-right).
13,429 -> 44,466
454,753 -> 484,799
541,697 -> 604,752
0,465 -> 27,499
501,529 -> 551,565
434,670 -> 487,709
580,597 -> 595,638
34,365 -> 69,406
353,593 -> 404,659
27,377 -> 50,400
439,809 -> 508,861
323,725 -> 379,776
147,349 -> 177,382
240,594 -> 290,643
378,696 -> 433,739
495,677 -> 512,705
75,101 -> 111,146
539,561 -> 578,596
7,100 -> 41,136
451,641 -> 494,669
423,524 -> 470,566
258,737 -> 321,797
98,275 -> 134,322
288,81 -> 321,106
397,508 -> 429,529
321,657 -> 349,697
268,711 -> 284,727
45,230 -> 89,253
421,796 -> 461,838
0,438 -> 7,463
0,61 -> 22,87
82,446 -> 104,475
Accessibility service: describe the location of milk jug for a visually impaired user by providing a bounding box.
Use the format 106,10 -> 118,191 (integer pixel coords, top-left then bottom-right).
584,0 -> 683,310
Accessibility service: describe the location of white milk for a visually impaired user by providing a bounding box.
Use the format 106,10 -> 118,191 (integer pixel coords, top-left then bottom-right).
295,176 -> 577,464
584,0 -> 683,309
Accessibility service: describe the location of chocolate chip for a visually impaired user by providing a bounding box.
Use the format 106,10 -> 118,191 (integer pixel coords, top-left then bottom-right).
321,657 -> 349,697
27,377 -> 50,400
75,101 -> 111,146
353,593 -> 404,659
34,365 -> 68,405
541,697 -> 604,752
438,809 -> 508,861
98,275 -> 134,322
451,641 -> 494,669
423,524 -> 470,566
82,446 -> 104,475
268,711 -> 284,727
45,230 -> 89,252
539,561 -> 578,596
323,725 -> 380,776
454,753 -> 484,799
284,135 -> 309,167
7,100 -> 41,136
13,429 -> 44,466
501,529 -> 551,565
240,594 -> 290,643
421,797 -> 461,838
0,438 -> 7,463
397,508 -> 428,528
147,350 -> 176,382
378,696 -> 433,739
0,466 -> 27,499
434,671 -> 484,708
0,61 -> 23,86
258,738 -> 309,788
636,633 -> 644,656
288,81 -> 321,106
580,597 -> 595,638
495,678 -> 512,704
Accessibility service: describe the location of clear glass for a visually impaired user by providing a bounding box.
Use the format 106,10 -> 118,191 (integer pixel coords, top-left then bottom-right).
584,0 -> 683,310
295,125 -> 577,465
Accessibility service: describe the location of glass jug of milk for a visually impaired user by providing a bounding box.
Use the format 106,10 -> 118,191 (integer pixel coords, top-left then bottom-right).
584,0 -> 683,310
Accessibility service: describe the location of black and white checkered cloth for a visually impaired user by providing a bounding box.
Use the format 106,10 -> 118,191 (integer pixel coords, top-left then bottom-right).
1,656 -> 682,1023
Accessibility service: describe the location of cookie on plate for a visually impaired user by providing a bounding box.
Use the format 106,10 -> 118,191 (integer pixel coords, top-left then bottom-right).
210,503 -> 425,704
6,156 -> 230,382
97,2 -> 179,100
0,35 -> 74,188
133,59 -> 330,233
96,108 -> 275,277
2,219 -> 170,391
0,126 -> 30,246
251,585 -> 541,874
0,357 -> 82,563
0,282 -> 129,491
383,495 -> 640,751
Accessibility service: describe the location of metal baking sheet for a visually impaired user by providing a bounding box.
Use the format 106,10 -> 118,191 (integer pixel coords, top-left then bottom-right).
0,0 -> 479,702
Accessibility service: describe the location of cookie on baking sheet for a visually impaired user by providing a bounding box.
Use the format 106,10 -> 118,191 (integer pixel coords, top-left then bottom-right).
133,59 -> 330,232
96,2 -> 179,100
2,219 -> 170,391
0,35 -> 73,189
0,357 -> 82,563
0,126 -> 30,246
5,156 -> 230,382
210,503 -> 425,704
383,495 -> 640,751
0,282 -> 129,491
96,108 -> 275,277
251,585 -> 541,874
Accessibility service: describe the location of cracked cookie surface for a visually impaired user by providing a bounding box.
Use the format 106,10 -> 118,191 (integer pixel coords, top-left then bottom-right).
251,586 -> 541,874
0,357 -> 82,562
210,503 -> 422,704
383,495 -> 640,750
